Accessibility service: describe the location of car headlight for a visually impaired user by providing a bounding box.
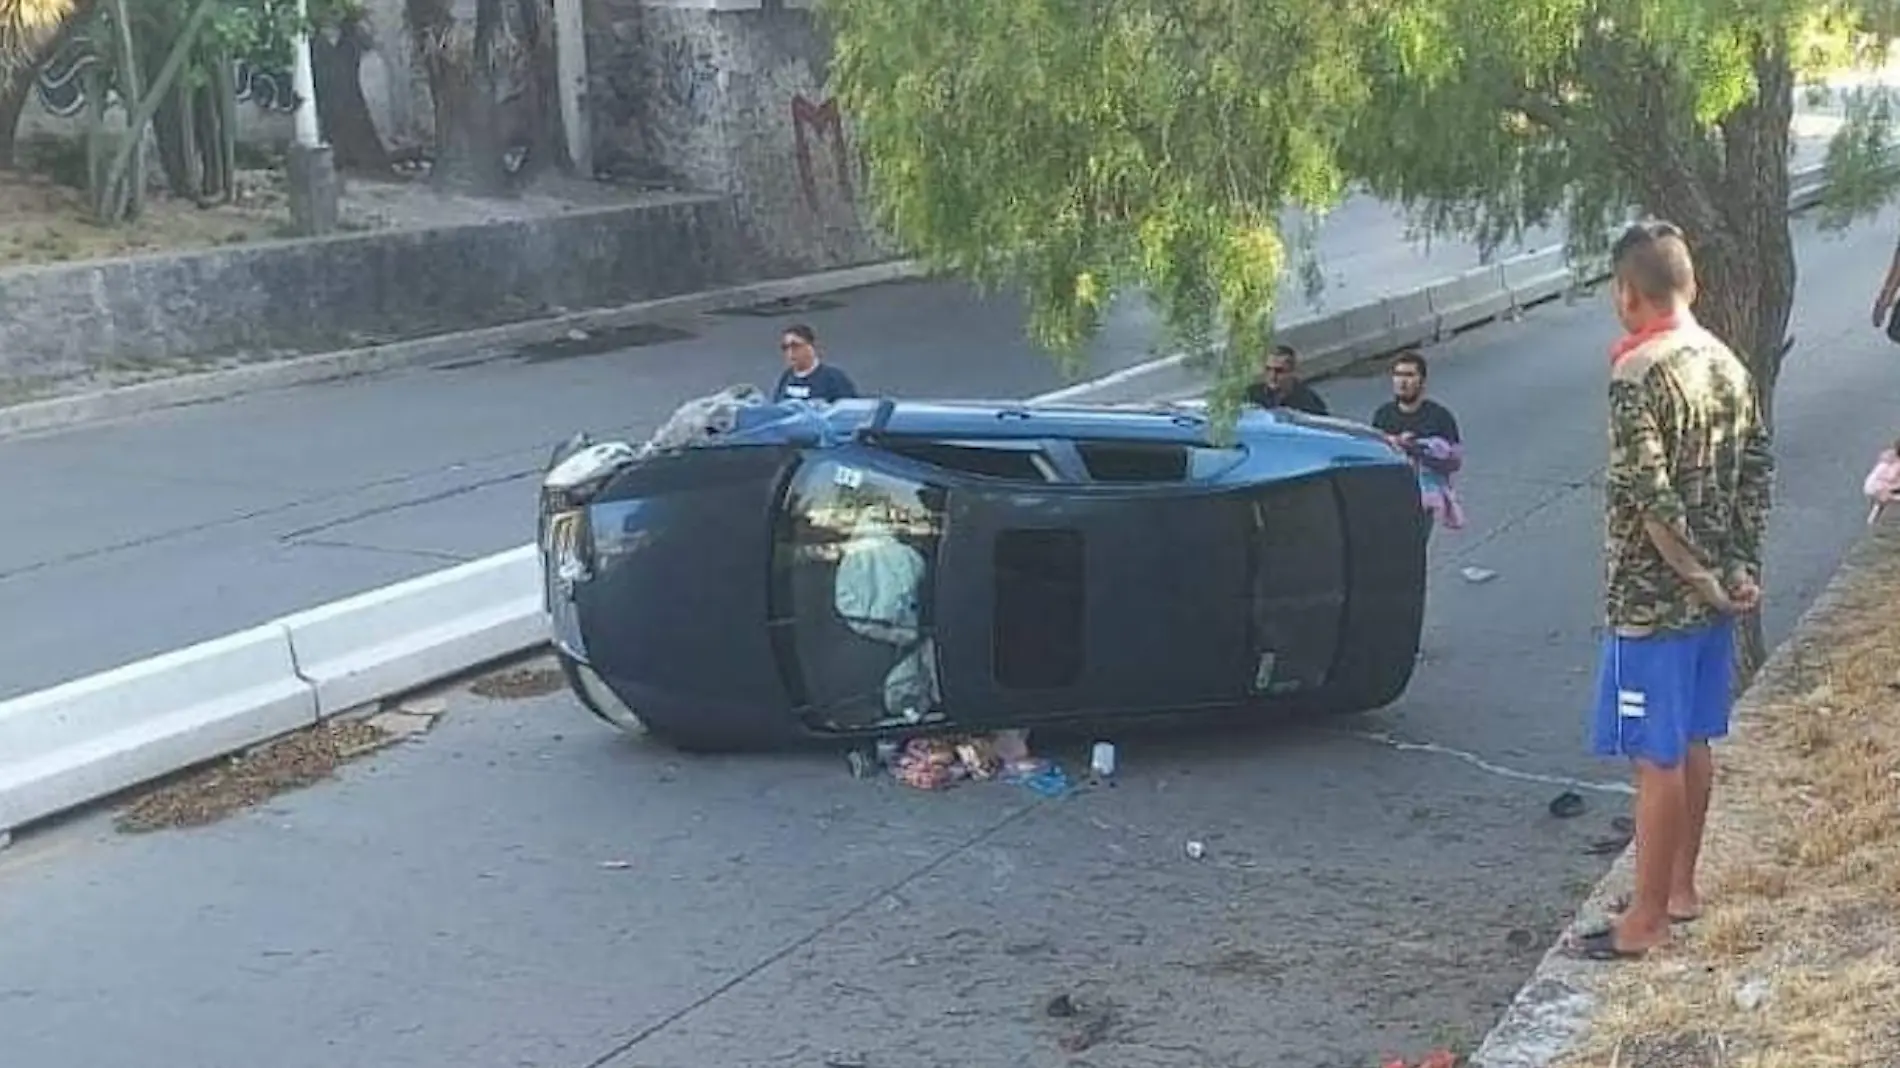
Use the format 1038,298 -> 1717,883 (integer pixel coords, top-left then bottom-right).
544,508 -> 593,589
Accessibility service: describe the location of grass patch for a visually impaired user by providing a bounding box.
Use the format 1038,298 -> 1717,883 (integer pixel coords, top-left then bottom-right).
1559,536 -> 1900,1068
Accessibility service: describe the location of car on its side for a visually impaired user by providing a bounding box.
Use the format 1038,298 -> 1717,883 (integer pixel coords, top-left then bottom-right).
537,387 -> 1428,752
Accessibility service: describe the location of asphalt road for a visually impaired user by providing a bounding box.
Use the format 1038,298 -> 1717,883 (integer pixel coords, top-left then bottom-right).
1,125 -> 1860,700
2,203 -> 1896,1068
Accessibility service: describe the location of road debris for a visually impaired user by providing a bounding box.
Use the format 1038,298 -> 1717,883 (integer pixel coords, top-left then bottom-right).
1383,1051 -> 1459,1068
855,730 -> 1074,796
1044,993 -> 1077,1018
1460,566 -> 1498,584
598,860 -> 632,871
1733,976 -> 1771,1012
470,663 -> 565,700
1089,741 -> 1118,780
365,708 -> 439,741
1057,1003 -> 1114,1053
1548,790 -> 1587,819
1185,840 -> 1208,860
115,716 -> 398,834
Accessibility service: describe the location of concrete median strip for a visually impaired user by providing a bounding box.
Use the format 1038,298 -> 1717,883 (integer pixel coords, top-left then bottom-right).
0,623 -> 317,834
0,161 -> 1840,847
279,546 -> 545,718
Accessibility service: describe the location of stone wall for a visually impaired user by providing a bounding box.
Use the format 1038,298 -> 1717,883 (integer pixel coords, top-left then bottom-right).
587,0 -> 896,274
0,193 -> 748,386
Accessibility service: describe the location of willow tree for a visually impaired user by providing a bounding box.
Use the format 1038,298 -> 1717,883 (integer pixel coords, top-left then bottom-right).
824,0 -> 1900,682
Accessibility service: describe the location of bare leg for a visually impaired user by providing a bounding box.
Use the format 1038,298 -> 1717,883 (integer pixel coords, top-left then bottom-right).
1615,757 -> 1686,952
1669,741 -> 1714,919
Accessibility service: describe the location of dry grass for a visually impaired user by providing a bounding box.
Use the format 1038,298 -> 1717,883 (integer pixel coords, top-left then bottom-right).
469,663 -> 565,700
112,705 -> 441,833
0,170 -> 290,268
1559,542 -> 1900,1068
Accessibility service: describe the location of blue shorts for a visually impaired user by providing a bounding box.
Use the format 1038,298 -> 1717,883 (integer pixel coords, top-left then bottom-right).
1590,616 -> 1734,769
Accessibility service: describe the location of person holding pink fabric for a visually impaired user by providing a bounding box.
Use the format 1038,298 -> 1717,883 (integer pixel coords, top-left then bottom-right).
1863,437 -> 1900,524
1370,349 -> 1466,538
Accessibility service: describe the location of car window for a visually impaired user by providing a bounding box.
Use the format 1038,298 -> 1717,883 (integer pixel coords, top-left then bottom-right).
779,457 -> 946,568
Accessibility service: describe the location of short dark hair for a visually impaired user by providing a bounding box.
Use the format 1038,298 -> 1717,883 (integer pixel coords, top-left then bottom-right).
1392,349 -> 1427,378
783,323 -> 817,344
1610,220 -> 1695,304
1270,344 -> 1297,361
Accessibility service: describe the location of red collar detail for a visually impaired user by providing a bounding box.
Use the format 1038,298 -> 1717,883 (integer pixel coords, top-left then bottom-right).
1610,312 -> 1688,366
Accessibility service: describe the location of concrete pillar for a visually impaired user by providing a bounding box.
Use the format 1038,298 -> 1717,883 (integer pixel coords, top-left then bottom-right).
287,0 -> 341,236
554,0 -> 594,175
288,143 -> 342,236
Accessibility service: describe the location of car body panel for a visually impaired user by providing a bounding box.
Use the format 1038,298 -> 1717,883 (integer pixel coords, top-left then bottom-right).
540,396 -> 1427,749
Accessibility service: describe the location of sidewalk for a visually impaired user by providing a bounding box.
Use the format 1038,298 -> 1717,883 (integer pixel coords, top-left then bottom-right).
0,130 -> 1838,700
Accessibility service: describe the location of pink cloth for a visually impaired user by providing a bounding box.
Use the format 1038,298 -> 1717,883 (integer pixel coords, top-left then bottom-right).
1865,449 -> 1900,501
1411,436 -> 1466,530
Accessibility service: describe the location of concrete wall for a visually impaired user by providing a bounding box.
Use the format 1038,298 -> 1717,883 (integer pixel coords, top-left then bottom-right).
0,193 -> 749,386
588,0 -> 896,274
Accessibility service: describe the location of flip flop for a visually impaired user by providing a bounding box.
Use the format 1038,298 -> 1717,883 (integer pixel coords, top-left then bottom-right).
1605,893 -> 1700,924
1571,928 -> 1650,961
1583,833 -> 1632,856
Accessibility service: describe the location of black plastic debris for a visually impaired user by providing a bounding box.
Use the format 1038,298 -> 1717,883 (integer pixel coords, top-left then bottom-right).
1548,790 -> 1587,819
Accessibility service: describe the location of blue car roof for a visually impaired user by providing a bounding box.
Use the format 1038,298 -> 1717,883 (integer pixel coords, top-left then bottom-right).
711,396 -> 1405,481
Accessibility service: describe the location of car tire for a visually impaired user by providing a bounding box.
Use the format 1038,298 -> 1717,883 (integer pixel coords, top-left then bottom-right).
556,652 -> 753,754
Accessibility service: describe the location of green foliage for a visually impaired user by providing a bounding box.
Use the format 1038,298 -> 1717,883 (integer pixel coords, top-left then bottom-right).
823,0 -> 1900,414
823,0 -> 1370,420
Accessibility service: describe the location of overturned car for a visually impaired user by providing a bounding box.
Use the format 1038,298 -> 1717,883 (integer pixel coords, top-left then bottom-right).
537,387 -> 1428,752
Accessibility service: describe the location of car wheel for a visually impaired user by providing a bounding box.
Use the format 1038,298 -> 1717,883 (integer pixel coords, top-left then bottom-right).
556,652 -> 748,754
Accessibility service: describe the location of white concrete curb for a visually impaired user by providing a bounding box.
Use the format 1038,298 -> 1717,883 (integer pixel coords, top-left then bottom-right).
280,546 -> 545,718
0,623 -> 317,833
0,161 -> 1839,843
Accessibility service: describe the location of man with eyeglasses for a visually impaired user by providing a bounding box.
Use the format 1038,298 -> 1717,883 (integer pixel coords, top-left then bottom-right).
772,323 -> 859,404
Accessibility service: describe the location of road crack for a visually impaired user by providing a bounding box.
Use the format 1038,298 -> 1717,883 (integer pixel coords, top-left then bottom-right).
1343,728 -> 1634,797
574,798 -> 1048,1068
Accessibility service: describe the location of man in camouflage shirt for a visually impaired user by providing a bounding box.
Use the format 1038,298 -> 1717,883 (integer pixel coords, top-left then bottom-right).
1577,221 -> 1774,961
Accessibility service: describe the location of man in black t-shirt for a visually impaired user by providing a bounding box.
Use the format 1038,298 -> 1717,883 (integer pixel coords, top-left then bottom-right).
1242,344 -> 1329,415
772,323 -> 859,404
1371,349 -> 1465,534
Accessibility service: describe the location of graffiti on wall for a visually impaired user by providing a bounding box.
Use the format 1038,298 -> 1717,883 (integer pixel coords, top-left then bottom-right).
34,33 -> 299,118
790,94 -> 852,210
658,37 -> 717,116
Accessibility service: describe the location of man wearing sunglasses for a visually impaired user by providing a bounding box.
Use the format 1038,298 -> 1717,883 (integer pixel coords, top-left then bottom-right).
1243,344 -> 1329,415
772,323 -> 859,404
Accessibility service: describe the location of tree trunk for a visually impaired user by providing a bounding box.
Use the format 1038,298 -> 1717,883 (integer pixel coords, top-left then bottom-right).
0,65 -> 37,169
1597,34 -> 1796,691
0,0 -> 96,168
511,0 -> 560,180
312,19 -> 392,174
407,0 -> 511,194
